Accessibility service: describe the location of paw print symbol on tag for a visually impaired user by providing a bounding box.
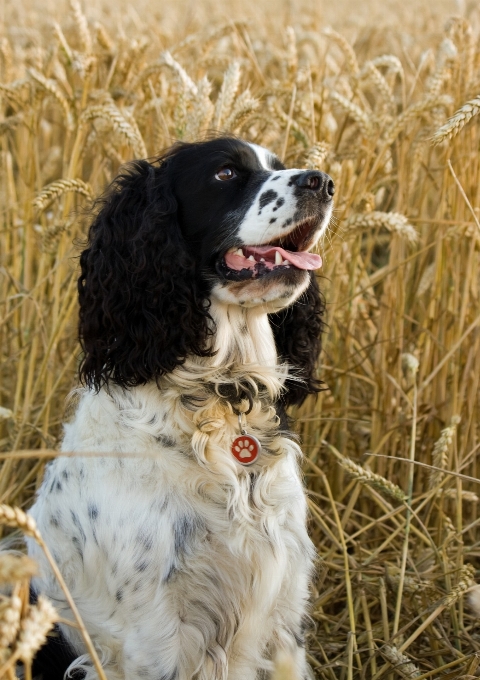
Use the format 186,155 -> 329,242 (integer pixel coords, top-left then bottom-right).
231,434 -> 261,465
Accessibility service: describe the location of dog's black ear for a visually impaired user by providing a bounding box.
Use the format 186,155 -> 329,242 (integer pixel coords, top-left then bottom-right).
269,272 -> 325,407
78,158 -> 213,390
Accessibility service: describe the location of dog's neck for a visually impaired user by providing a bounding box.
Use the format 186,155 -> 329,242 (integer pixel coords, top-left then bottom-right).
208,299 -> 277,368
165,299 -> 287,404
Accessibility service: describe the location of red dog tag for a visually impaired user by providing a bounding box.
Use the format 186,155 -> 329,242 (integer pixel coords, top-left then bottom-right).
231,434 -> 261,465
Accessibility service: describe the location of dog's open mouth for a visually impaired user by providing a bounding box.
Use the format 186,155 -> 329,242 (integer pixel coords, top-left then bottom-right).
219,217 -> 322,281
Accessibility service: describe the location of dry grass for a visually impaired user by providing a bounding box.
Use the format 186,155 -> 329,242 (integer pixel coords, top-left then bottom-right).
0,0 -> 480,677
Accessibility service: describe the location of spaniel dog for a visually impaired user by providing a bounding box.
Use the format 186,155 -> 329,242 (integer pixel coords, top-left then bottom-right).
27,137 -> 334,680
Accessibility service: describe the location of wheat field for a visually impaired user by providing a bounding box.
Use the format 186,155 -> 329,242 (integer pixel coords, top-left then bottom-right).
0,0 -> 480,677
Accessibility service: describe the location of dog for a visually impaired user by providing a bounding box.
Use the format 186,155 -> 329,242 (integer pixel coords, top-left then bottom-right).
27,137 -> 334,680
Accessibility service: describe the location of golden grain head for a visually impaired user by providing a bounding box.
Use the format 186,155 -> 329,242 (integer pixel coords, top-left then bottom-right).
0,595 -> 22,649
16,596 -> 58,662
380,646 -> 421,679
0,506 -> 40,540
0,555 -> 38,584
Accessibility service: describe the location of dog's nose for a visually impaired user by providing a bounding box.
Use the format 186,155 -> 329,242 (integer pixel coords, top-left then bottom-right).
295,171 -> 335,200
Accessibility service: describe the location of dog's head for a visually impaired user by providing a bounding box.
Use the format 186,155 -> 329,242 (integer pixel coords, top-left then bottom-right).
79,137 -> 333,404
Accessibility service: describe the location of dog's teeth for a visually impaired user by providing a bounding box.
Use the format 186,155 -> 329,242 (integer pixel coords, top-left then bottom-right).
283,259 -> 289,265
235,249 -> 244,257
275,251 -> 282,265
248,255 -> 255,261
260,258 -> 265,262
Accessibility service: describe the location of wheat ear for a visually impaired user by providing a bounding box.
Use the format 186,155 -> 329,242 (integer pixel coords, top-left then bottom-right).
69,0 -> 92,54
52,22 -> 74,64
94,21 -> 114,53
360,61 -> 395,115
185,76 -> 214,140
33,179 -> 93,213
0,37 -> 13,82
382,94 -> 452,147
163,51 -> 198,95
0,593 -> 22,649
28,69 -> 74,131
381,646 -> 421,678
303,142 -> 332,169
214,60 -> 242,129
370,55 -> 403,76
322,27 -> 359,75
339,456 -> 407,503
329,90 -> 372,136
223,89 -> 258,132
431,95 -> 480,145
0,114 -> 24,135
0,554 -> 37,583
16,596 -> 58,663
345,211 -> 418,244
429,415 -> 461,488
0,505 -> 107,680
80,103 -> 147,158
0,82 -> 30,111
442,563 -> 475,607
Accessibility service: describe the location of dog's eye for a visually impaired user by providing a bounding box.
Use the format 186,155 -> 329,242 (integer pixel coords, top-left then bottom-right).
215,167 -> 236,181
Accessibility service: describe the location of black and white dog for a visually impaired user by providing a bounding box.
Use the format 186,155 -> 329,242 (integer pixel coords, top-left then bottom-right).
27,137 -> 334,680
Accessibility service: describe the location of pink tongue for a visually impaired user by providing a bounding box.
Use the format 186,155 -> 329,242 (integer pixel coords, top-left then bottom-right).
224,246 -> 322,272
249,246 -> 322,270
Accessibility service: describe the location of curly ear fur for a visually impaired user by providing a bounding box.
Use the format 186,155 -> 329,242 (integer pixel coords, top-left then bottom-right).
269,272 -> 325,407
78,158 -> 213,390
